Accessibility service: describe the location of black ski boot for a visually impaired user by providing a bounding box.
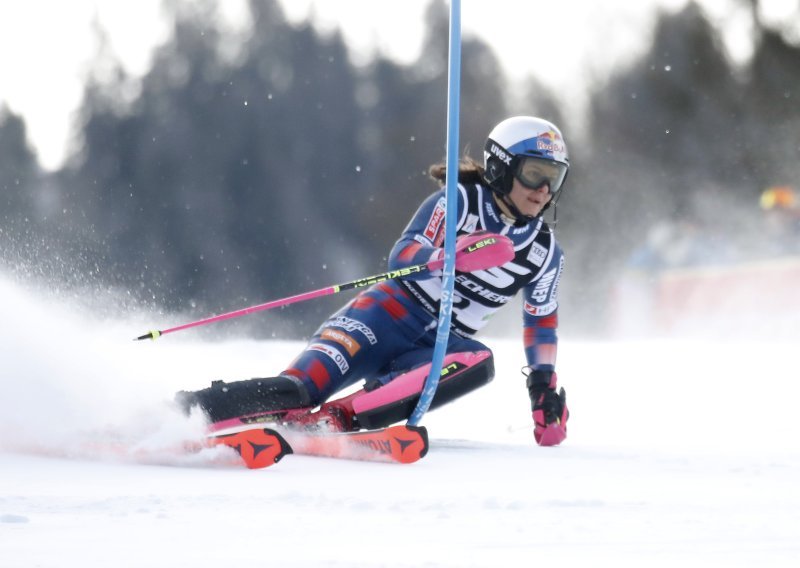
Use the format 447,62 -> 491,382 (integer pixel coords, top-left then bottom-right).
176,375 -> 312,423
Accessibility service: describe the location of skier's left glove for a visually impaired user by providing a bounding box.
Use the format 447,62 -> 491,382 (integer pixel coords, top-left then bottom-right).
525,368 -> 568,447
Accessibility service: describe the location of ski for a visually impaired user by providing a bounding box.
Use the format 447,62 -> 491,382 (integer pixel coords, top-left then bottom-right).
208,424 -> 428,469
7,425 -> 426,470
3,432 -> 287,469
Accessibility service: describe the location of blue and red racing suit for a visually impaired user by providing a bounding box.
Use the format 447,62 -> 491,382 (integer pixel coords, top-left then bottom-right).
282,182 -> 564,405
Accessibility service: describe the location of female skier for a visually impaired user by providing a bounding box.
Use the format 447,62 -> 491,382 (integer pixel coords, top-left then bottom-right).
180,116 -> 570,446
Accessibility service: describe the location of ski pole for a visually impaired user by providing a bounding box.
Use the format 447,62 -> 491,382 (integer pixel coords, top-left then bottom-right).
407,0 -> 461,427
134,263 -> 431,341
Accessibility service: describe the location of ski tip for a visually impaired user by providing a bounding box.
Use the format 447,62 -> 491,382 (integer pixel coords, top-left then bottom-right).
134,330 -> 162,341
209,427 -> 293,469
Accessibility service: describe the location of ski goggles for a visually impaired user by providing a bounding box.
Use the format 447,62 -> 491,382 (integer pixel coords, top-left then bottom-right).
515,157 -> 568,194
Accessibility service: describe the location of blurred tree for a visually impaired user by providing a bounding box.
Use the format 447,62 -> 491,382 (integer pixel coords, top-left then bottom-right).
353,0 -> 512,260
0,105 -> 40,232
589,3 -> 743,212
61,0 -> 231,308
562,1 -> 800,330
743,27 -> 800,191
59,0 -> 368,335
564,3 -> 745,329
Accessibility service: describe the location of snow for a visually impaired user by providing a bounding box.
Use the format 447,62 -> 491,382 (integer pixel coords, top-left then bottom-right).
1,275 -> 799,567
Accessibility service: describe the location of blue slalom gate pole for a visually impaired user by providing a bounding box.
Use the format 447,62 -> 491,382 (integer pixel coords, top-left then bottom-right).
407,0 -> 461,426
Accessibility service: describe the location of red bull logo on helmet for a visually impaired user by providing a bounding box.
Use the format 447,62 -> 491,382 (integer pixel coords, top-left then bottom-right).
535,130 -> 566,160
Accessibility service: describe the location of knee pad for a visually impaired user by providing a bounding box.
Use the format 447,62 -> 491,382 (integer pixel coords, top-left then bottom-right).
176,375 -> 312,423
352,350 -> 494,430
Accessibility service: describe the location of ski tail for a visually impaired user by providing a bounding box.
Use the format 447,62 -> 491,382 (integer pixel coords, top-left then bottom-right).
208,427 -> 293,469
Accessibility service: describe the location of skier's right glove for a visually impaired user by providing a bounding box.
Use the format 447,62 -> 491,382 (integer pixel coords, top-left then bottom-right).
428,230 -> 515,273
525,369 -> 568,447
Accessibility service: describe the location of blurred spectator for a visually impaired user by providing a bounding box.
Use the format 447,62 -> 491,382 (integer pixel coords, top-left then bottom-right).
759,185 -> 800,258
627,218 -> 734,273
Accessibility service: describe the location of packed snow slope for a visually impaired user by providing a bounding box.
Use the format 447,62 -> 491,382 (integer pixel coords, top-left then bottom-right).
1,275 -> 798,567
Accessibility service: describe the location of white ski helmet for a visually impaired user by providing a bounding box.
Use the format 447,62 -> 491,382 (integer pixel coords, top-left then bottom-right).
483,116 -> 569,198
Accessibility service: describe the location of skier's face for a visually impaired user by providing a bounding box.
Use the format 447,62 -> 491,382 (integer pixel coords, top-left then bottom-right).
508,177 -> 552,218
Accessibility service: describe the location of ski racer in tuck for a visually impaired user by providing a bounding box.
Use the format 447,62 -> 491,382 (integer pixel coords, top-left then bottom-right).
179,116 -> 571,446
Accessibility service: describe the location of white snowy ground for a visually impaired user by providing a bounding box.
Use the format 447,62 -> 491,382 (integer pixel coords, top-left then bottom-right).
1,275 -> 799,568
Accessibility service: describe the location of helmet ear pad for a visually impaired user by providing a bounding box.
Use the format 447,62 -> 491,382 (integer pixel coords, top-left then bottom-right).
484,156 -> 504,190
484,156 -> 516,196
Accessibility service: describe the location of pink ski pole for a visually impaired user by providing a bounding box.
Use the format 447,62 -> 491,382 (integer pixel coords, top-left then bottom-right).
134,263 -> 430,341
134,233 -> 511,341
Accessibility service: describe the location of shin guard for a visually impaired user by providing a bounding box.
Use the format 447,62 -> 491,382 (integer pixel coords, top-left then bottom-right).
351,350 -> 494,430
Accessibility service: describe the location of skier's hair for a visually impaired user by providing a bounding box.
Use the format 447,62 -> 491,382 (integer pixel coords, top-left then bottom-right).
428,156 -> 485,187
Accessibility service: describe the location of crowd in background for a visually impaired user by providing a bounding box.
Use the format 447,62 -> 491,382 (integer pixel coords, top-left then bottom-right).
627,185 -> 800,273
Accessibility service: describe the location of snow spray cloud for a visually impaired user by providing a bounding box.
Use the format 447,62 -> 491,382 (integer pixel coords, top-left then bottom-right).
0,273 -> 210,460
0,270 -> 310,463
